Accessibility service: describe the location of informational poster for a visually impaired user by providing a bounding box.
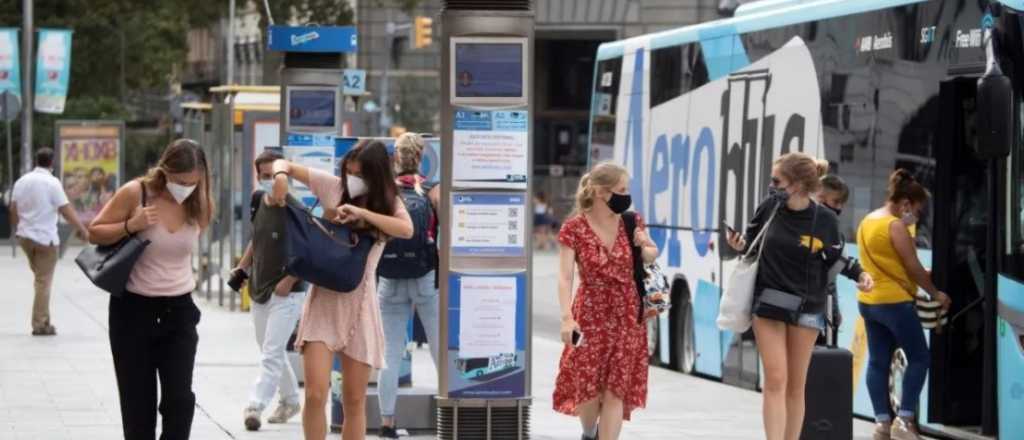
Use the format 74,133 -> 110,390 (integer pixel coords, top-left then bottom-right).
0,28 -> 20,97
286,132 -> 336,208
56,122 -> 122,225
446,272 -> 527,398
250,120 -> 279,187
34,29 -> 72,114
451,193 -> 526,257
452,108 -> 528,189
458,276 -> 517,358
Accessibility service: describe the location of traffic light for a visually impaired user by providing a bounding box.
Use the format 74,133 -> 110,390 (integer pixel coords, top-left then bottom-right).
412,16 -> 433,49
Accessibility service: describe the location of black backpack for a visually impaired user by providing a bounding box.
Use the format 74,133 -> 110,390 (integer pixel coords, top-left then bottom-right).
378,183 -> 437,279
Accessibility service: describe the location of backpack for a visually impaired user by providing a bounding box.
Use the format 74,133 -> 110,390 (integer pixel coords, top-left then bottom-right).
250,190 -> 265,222
377,182 -> 437,279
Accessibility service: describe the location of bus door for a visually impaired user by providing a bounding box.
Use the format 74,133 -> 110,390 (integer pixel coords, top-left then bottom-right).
927,78 -> 992,432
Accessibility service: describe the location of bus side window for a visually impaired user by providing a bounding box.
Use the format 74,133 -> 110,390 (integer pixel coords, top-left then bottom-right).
1006,95 -> 1024,278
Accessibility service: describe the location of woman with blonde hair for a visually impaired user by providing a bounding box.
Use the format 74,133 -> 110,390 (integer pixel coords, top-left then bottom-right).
88,139 -> 214,440
726,152 -> 869,440
857,169 -> 949,440
376,132 -> 441,438
553,162 -> 658,440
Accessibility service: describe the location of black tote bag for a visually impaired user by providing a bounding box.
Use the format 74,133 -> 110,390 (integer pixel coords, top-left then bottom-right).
75,182 -> 151,297
283,201 -> 374,293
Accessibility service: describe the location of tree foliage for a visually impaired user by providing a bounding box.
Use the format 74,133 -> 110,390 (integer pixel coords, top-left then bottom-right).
0,1 -> 222,100
246,0 -> 355,30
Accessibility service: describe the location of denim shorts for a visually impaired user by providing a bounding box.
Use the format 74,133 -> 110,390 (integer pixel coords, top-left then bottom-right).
796,312 -> 826,331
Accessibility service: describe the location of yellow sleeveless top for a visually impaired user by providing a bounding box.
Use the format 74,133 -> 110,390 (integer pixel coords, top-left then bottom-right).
856,214 -> 916,304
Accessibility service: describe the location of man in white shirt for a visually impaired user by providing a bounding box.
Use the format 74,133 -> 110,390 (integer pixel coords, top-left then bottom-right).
9,148 -> 89,336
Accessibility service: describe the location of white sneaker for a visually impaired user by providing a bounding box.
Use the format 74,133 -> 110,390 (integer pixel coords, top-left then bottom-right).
244,406 -> 262,431
267,401 -> 301,424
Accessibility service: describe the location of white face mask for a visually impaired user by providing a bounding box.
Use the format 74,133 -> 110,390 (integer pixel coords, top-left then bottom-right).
902,210 -> 919,226
167,182 -> 197,204
346,175 -> 368,198
258,179 -> 273,193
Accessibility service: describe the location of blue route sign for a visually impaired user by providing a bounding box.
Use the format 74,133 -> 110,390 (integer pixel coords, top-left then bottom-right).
267,26 -> 358,53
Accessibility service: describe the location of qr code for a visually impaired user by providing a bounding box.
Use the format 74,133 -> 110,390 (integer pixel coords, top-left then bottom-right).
508,221 -> 518,230
508,207 -> 518,217
508,234 -> 518,245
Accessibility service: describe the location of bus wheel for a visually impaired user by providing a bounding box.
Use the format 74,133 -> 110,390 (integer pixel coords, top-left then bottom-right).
670,282 -> 696,374
888,348 -> 908,414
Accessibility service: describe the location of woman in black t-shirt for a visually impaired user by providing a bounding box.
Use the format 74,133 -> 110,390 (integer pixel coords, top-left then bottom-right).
726,153 -> 870,440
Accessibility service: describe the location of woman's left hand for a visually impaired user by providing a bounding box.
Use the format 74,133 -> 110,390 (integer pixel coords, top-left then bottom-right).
633,227 -> 654,248
335,204 -> 366,224
857,272 -> 875,292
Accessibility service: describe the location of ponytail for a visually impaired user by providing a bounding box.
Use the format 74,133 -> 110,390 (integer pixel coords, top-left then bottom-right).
887,169 -> 929,205
571,162 -> 629,216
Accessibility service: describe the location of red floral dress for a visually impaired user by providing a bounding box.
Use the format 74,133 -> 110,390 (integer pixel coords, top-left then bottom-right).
553,214 -> 648,420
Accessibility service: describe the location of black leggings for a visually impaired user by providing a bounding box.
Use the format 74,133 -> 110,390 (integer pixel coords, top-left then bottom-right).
109,292 -> 200,440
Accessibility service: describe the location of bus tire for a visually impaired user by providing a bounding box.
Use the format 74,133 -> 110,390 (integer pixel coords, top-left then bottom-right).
669,280 -> 696,374
889,348 -> 908,414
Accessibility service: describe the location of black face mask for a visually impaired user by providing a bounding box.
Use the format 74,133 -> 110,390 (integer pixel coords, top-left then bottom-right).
606,192 -> 632,214
826,205 -> 842,216
768,185 -> 790,204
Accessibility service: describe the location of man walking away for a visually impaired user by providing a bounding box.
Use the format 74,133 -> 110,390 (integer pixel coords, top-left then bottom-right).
10,148 -> 90,336
231,150 -> 306,431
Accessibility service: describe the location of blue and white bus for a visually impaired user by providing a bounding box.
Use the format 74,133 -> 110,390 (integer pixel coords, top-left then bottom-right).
589,0 -> 1024,438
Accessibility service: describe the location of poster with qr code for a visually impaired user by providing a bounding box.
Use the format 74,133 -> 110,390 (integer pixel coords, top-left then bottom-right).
451,193 -> 527,257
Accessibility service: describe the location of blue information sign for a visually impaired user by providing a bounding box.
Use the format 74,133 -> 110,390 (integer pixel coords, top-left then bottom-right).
267,26 -> 357,53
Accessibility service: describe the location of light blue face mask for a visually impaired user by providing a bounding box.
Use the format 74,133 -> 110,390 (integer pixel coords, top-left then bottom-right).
258,179 -> 273,193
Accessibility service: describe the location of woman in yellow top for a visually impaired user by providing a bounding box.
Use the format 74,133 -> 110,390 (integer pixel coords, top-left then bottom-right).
856,170 -> 950,440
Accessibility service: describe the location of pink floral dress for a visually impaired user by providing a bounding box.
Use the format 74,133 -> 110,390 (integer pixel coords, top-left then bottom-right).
552,214 -> 649,420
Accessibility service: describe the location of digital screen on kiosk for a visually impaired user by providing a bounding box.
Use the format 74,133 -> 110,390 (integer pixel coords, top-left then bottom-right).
287,89 -> 337,129
454,43 -> 524,98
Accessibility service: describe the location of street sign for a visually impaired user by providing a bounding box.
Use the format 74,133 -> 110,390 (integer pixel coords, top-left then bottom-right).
0,91 -> 20,122
267,26 -> 357,53
342,69 -> 366,96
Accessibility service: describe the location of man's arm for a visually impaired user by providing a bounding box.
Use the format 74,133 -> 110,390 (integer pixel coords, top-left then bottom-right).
58,204 -> 89,240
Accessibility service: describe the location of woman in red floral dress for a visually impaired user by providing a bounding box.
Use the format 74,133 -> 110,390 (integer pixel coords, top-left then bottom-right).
554,162 -> 658,440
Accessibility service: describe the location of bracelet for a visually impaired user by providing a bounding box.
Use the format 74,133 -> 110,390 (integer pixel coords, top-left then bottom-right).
273,171 -> 289,178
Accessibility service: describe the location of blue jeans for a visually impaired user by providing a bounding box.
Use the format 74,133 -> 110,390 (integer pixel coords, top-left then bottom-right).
859,301 -> 929,421
248,291 -> 305,410
377,271 -> 440,418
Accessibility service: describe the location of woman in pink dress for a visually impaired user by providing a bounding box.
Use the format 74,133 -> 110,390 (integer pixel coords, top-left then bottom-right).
269,141 -> 413,440
553,162 -> 658,440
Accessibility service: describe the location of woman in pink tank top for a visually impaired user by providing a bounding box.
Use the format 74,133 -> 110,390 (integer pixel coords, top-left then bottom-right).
87,139 -> 214,440
270,141 -> 413,440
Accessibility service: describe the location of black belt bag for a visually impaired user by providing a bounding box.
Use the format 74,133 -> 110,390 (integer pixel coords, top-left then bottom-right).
753,288 -> 804,324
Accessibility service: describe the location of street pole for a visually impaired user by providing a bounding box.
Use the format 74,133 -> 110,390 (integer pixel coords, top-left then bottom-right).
380,18 -> 394,135
3,91 -> 12,257
21,0 -> 33,175
227,0 -> 236,85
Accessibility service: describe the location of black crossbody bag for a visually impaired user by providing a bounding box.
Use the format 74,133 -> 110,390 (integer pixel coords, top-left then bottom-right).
75,182 -> 151,297
752,202 -> 819,324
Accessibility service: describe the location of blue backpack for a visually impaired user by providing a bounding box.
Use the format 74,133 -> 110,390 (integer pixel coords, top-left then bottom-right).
377,182 -> 437,279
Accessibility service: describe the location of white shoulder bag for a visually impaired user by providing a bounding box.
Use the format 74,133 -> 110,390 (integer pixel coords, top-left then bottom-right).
717,206 -> 779,333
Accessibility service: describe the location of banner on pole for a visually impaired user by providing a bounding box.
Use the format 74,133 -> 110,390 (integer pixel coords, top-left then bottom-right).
35,29 -> 72,114
56,122 -> 123,225
0,28 -> 19,97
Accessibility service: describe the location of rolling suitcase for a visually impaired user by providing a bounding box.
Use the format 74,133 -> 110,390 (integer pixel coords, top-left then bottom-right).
801,295 -> 853,440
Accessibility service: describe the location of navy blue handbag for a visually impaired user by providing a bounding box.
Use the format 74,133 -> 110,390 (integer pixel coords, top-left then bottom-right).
283,200 -> 375,293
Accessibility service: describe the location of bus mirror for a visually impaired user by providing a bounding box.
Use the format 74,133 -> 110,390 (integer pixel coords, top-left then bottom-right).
976,27 -> 1013,160
976,72 -> 1013,160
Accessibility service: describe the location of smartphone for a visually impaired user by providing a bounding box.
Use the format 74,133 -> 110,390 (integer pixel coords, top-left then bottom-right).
721,221 -> 737,235
571,329 -> 583,347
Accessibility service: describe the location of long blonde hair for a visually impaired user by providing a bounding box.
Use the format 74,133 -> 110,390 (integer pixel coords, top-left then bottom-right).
394,132 -> 426,195
573,161 -> 628,215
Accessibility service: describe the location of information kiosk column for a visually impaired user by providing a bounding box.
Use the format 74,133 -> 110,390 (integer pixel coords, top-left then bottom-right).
268,25 -> 355,208
437,4 -> 534,439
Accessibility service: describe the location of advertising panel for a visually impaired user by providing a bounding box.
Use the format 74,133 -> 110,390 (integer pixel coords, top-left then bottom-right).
34,29 -> 72,114
446,271 -> 527,398
56,122 -> 122,225
0,28 -> 19,97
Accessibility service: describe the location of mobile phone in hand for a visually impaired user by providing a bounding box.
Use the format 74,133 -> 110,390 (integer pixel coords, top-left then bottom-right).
571,329 -> 583,347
